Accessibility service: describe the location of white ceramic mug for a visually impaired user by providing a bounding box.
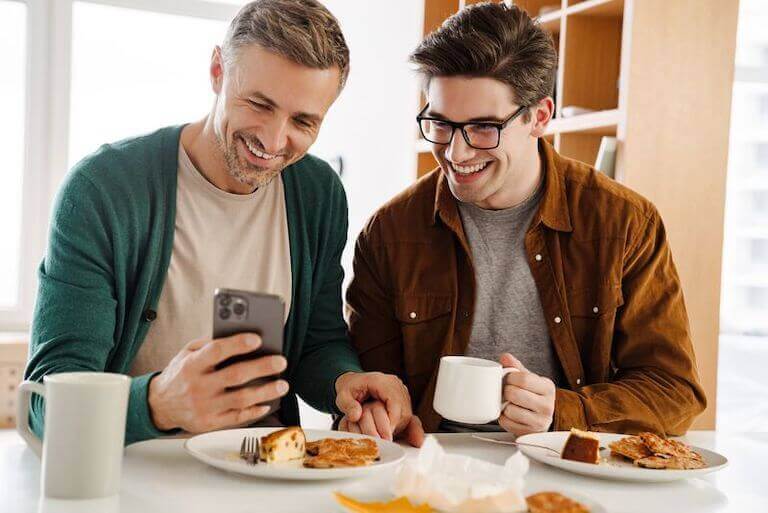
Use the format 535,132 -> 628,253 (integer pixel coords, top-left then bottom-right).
433,356 -> 518,424
16,372 -> 131,499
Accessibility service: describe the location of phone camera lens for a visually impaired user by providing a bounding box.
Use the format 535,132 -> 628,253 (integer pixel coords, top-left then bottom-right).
233,302 -> 246,316
219,308 -> 231,320
220,295 -> 231,307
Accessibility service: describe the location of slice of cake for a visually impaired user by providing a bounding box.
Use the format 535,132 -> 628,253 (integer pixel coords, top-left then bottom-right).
561,428 -> 601,464
259,427 -> 306,463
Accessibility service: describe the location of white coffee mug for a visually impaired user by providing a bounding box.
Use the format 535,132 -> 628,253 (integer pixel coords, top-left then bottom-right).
16,372 -> 131,499
433,356 -> 518,424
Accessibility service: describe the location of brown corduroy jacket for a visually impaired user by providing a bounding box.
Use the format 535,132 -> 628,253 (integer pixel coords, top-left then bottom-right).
346,140 -> 706,436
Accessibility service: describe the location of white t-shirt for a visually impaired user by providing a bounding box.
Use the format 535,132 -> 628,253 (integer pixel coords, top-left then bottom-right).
130,143 -> 292,377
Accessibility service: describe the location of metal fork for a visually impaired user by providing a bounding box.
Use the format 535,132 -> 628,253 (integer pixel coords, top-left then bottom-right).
471,434 -> 607,455
240,436 -> 259,465
471,434 -> 562,455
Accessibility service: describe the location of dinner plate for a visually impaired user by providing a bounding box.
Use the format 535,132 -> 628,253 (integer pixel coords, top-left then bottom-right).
184,428 -> 406,481
516,431 -> 728,482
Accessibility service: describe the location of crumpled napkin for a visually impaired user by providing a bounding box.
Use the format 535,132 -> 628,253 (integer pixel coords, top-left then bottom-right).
392,436 -> 529,513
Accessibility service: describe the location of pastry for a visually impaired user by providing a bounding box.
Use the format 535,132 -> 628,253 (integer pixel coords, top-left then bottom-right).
608,435 -> 652,461
526,491 -> 590,513
561,428 -> 601,464
258,427 -> 306,463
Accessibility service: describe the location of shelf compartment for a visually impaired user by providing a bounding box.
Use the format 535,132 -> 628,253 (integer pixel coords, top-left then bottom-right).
566,0 -> 624,17
547,108 -> 620,135
560,11 -> 623,112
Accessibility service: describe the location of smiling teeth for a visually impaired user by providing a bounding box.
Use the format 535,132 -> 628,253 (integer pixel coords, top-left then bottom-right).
244,138 -> 277,160
452,161 -> 490,175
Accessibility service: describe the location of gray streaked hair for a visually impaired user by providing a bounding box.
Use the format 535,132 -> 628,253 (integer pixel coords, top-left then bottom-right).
221,0 -> 350,89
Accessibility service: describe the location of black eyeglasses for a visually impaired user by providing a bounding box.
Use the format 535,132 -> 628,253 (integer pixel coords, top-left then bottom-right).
416,103 -> 529,150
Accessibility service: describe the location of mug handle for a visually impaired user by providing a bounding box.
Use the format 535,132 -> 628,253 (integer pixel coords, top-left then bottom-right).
16,380 -> 45,458
499,367 -> 520,414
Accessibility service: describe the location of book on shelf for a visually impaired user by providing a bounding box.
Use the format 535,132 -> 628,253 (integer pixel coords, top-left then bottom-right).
595,136 -> 617,178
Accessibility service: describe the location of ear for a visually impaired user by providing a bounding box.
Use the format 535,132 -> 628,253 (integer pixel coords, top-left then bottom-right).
529,97 -> 554,138
210,46 -> 224,95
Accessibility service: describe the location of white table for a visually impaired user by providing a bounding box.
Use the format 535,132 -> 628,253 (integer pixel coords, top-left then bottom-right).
1,430 -> 767,513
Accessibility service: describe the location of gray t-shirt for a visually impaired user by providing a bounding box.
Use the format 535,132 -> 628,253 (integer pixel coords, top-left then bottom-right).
441,182 -> 563,432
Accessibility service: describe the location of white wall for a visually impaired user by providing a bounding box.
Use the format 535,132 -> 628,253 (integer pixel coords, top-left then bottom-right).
309,0 -> 424,284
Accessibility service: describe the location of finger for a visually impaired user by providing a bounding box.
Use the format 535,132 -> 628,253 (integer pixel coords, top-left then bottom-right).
211,404 -> 271,431
189,333 -> 262,371
503,384 -> 547,413
505,370 -> 550,395
217,379 -> 289,411
338,418 -> 349,433
384,394 -> 404,429
358,408 -> 379,438
335,389 -> 363,423
500,353 -> 528,372
402,415 -> 425,448
212,354 -> 287,388
347,422 -> 362,435
370,402 -> 393,441
502,403 -> 545,428
498,414 -> 533,436
182,337 -> 212,353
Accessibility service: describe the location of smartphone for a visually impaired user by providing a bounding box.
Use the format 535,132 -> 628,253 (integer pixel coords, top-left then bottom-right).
213,288 -> 286,414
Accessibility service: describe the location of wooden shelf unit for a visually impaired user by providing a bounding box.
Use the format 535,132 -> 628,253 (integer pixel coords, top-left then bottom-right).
414,0 -> 740,430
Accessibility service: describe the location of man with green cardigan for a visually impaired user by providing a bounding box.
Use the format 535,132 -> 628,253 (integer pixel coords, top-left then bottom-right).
25,0 -> 423,447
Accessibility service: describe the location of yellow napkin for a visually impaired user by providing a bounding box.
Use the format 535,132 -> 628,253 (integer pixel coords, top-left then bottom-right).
334,492 -> 435,513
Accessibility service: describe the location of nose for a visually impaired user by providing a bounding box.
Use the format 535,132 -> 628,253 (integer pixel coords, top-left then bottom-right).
259,116 -> 289,155
445,130 -> 476,164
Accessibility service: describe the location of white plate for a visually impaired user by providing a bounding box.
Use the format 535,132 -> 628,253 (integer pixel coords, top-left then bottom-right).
516,431 -> 728,482
184,428 -> 406,481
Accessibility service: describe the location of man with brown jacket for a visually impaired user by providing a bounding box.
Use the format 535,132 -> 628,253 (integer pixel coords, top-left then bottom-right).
340,3 -> 705,439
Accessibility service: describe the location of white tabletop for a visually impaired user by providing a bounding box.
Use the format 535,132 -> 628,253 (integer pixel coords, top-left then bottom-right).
1,429 -> 767,513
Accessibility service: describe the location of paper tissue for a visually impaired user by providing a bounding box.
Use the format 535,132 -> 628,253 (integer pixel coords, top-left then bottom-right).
392,436 -> 530,513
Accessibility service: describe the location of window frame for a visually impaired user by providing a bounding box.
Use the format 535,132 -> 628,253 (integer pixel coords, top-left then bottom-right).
0,0 -> 241,330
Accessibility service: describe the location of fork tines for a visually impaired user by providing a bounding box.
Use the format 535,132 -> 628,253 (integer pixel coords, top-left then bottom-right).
240,436 -> 259,465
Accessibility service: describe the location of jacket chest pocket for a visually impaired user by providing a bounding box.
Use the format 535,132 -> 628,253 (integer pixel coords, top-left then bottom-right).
566,285 -> 624,379
395,294 -> 453,377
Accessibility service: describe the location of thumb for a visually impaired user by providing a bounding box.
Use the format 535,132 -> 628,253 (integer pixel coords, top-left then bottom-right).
403,416 -> 425,448
500,353 -> 528,372
335,389 -> 363,423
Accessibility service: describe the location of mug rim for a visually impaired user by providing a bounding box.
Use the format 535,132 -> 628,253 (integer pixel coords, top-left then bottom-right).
440,355 -> 501,369
43,372 -> 130,386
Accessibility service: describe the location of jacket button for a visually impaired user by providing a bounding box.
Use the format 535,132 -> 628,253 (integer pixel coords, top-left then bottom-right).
593,306 -> 599,314
409,312 -> 417,319
144,309 -> 157,322
554,316 -> 562,324
576,378 -> 582,385
535,254 -> 542,261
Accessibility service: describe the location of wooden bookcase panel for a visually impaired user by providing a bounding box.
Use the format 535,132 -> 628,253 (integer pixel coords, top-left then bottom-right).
417,151 -> 438,179
561,14 -> 622,112
424,0 -> 460,36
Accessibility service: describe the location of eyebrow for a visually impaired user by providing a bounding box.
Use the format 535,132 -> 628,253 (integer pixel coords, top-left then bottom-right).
249,91 -> 323,124
426,109 -> 505,123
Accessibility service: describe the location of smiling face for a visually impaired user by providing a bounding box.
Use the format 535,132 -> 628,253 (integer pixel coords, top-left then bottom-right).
426,76 -> 552,210
209,43 -> 341,191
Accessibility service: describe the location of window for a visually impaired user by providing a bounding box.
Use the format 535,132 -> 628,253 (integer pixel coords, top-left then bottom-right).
0,1 -> 27,310
719,0 -> 768,432
69,2 -> 232,166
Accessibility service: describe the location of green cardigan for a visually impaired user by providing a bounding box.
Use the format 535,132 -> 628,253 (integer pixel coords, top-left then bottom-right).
25,125 -> 363,445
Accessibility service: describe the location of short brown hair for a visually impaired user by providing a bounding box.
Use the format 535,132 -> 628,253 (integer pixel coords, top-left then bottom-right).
222,0 -> 350,89
410,2 -> 556,109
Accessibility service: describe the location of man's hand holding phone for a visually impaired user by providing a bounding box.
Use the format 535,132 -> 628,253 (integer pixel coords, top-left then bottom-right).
148,333 -> 289,433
